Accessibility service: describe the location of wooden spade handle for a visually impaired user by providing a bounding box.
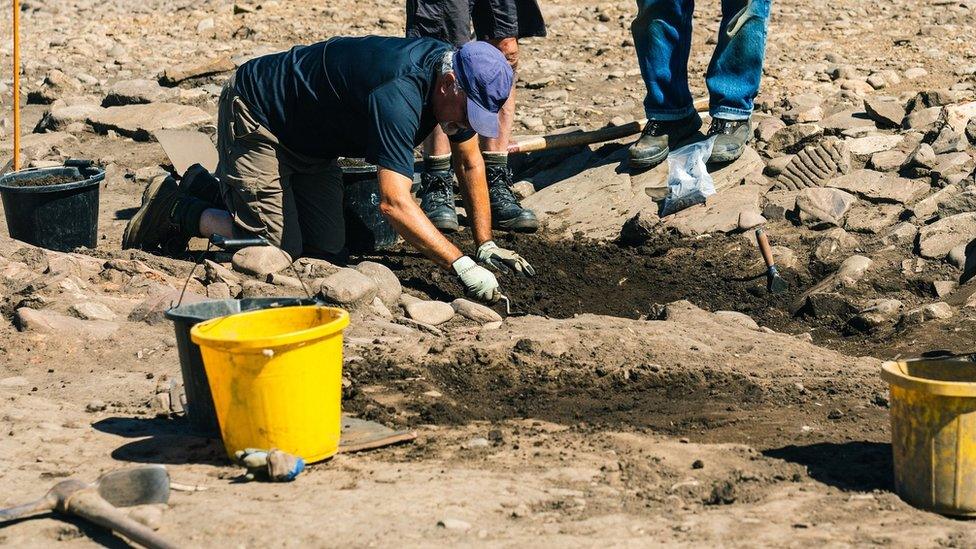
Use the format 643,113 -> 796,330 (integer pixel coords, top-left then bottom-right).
508,97 -> 710,154
755,228 -> 776,269
0,496 -> 55,522
65,491 -> 178,549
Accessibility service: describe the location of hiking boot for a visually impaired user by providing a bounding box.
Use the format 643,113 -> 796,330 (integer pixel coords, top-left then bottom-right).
628,112 -> 703,169
487,165 -> 539,232
419,170 -> 459,232
179,163 -> 222,206
122,175 -> 188,252
707,117 -> 752,164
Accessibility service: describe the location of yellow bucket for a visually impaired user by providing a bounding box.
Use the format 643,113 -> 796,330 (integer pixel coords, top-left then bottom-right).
882,358 -> 976,516
190,305 -> 349,463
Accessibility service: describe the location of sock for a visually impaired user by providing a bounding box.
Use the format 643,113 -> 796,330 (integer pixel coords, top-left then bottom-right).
482,151 -> 508,169
424,154 -> 451,173
171,195 -> 212,238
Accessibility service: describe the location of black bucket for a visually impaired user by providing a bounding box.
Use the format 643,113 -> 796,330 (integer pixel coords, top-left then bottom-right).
165,297 -> 317,437
0,161 -> 104,252
342,164 -> 399,254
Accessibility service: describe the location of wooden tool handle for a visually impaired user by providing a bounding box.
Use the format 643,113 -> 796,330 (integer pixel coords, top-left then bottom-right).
508,97 -> 710,154
755,228 -> 776,269
0,496 -> 54,522
66,491 -> 178,549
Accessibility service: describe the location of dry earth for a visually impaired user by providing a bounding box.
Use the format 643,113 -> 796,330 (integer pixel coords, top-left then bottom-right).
1,0 -> 976,547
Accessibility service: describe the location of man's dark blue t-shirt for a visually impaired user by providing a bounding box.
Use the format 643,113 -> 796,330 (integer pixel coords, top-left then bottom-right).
235,36 -> 462,179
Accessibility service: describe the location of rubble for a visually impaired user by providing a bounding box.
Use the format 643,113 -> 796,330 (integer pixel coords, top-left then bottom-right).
917,212 -> 976,258
796,187 -> 857,227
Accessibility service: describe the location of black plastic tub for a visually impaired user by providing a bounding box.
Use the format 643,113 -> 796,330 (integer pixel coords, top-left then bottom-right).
165,297 -> 317,437
342,164 -> 399,254
0,161 -> 104,252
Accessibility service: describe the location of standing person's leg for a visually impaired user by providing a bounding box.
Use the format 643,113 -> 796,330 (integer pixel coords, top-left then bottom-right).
472,0 -> 544,232
407,0 -> 472,233
705,0 -> 771,163
628,0 -> 702,169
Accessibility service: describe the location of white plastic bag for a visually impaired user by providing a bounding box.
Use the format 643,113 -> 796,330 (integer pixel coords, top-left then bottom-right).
660,136 -> 717,217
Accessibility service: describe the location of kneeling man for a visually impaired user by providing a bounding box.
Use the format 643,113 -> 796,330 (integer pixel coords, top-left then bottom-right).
123,37 -> 535,303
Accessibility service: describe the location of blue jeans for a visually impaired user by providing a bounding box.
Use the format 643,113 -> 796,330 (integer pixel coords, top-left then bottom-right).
632,0 -> 771,121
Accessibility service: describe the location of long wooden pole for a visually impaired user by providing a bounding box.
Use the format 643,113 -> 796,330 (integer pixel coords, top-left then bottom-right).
508,97 -> 710,154
12,0 -> 20,170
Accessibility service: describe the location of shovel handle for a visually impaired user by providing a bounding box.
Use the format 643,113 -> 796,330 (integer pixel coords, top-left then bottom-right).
0,496 -> 54,522
755,228 -> 776,269
66,491 -> 178,549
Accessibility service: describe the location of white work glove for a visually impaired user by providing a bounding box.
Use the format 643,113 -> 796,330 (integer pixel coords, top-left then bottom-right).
452,255 -> 501,304
477,241 -> 536,276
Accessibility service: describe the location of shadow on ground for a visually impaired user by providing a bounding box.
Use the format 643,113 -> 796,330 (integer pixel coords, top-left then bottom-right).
93,417 -> 225,465
764,441 -> 893,492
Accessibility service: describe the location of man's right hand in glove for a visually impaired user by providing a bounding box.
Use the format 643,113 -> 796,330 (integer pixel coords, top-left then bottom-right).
452,256 -> 501,304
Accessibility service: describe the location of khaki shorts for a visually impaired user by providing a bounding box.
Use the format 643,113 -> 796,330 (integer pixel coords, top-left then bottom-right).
216,76 -> 345,260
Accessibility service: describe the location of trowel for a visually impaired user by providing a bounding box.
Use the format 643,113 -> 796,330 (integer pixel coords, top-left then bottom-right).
498,294 -> 527,317
0,465 -> 176,549
755,228 -> 788,294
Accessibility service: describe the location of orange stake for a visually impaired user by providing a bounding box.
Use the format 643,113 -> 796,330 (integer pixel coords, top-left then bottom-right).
12,0 -> 20,171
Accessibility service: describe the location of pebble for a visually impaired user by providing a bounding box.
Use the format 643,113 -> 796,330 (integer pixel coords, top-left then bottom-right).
461,437 -> 490,449
405,300 -> 456,325
452,298 -> 503,324
437,518 -> 472,531
319,268 -> 378,305
231,246 -> 293,277
86,400 -> 107,412
827,409 -> 844,420
354,261 -> 401,307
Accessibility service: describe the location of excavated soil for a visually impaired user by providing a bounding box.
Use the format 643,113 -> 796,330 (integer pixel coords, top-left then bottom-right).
365,232 -> 972,359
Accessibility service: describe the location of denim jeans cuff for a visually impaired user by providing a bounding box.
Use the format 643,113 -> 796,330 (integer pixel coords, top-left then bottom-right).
710,107 -> 753,121
644,105 -> 697,121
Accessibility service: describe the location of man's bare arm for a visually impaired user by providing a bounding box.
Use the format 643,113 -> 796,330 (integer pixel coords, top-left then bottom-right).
376,167 -> 463,269
451,135 -> 493,247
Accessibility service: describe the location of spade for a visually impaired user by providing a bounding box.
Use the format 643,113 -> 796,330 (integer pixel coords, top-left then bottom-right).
755,228 -> 788,294
0,465 -> 176,549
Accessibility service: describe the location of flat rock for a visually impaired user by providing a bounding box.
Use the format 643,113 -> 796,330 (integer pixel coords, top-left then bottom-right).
796,187 -> 857,226
903,106 -> 942,130
0,132 -> 79,161
845,134 -> 903,157
523,149 -> 656,240
917,212 -> 976,258
160,56 -> 236,85
405,300 -> 456,325
902,302 -> 954,324
929,152 -> 975,186
825,169 -> 929,204
354,261 -> 401,308
103,79 -> 179,106
69,302 -> 117,321
319,268 -> 378,305
814,228 -> 860,262
665,185 -> 765,236
16,307 -> 119,340
88,103 -> 212,141
868,149 -> 909,172
737,211 -> 766,230
863,98 -> 905,128
452,298 -> 503,324
232,246 -> 293,277
767,124 -> 824,153
819,110 -> 875,134
945,101 -> 976,134
36,103 -> 103,132
844,203 -> 904,234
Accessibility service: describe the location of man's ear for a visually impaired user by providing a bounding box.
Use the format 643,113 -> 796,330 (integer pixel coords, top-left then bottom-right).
441,72 -> 457,95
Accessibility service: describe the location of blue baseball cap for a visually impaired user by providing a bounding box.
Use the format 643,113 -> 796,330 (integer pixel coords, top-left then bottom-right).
452,41 -> 513,138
